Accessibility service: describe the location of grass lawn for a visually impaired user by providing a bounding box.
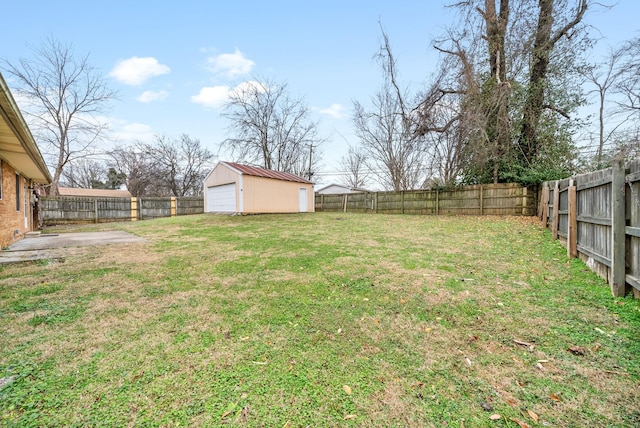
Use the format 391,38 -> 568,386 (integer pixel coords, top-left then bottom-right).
1,213 -> 639,427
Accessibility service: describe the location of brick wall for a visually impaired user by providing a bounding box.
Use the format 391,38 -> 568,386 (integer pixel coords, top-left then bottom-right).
0,160 -> 30,249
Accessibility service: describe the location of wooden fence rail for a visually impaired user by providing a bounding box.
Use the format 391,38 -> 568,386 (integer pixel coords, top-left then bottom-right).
39,196 -> 204,225
315,183 -> 536,216
539,158 -> 640,298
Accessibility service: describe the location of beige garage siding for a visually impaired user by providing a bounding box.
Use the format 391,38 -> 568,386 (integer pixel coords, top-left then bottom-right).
242,175 -> 314,213
203,164 -> 240,212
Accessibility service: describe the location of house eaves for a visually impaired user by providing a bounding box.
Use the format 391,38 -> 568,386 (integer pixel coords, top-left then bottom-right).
0,73 -> 52,184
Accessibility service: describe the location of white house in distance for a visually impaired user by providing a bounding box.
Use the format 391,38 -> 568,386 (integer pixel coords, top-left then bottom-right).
203,161 -> 314,214
316,183 -> 369,195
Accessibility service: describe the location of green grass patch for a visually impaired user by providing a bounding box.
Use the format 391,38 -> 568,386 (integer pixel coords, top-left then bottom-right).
1,213 -> 638,427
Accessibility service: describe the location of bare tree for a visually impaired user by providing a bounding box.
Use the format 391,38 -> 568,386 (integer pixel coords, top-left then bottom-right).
353,89 -> 428,191
615,37 -> 640,115
108,146 -> 152,197
60,159 -> 107,188
339,146 -> 370,188
110,135 -> 213,197
352,29 -> 430,191
140,134 -> 214,197
1,37 -> 116,195
221,79 -> 321,177
580,47 -> 626,166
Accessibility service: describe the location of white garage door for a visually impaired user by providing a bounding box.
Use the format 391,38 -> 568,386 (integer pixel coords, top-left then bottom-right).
207,183 -> 236,212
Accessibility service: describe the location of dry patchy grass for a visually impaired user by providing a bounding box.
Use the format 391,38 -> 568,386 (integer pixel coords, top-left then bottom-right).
1,213 -> 639,427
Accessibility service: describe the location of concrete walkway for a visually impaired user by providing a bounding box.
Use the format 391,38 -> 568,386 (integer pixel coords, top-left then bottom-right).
0,231 -> 146,264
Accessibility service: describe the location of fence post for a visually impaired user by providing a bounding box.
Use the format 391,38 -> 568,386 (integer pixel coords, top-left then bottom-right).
541,185 -> 549,228
567,179 -> 577,258
611,160 -> 628,297
436,188 -> 439,215
401,191 -> 405,214
171,197 -> 177,217
343,194 -> 348,213
522,187 -> 528,215
552,181 -> 560,240
479,185 -> 483,216
375,192 -> 378,214
131,197 -> 138,221
94,198 -> 99,224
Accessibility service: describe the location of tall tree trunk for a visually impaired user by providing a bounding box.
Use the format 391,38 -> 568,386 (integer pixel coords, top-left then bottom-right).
519,0 -> 587,165
484,0 -> 510,183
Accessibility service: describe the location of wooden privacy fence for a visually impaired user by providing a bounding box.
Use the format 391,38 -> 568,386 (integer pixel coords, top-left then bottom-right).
539,158 -> 640,298
315,183 -> 536,216
39,196 -> 204,225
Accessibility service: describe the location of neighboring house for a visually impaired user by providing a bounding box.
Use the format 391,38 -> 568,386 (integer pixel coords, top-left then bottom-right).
316,183 -> 369,195
57,187 -> 132,198
0,73 -> 52,248
203,161 -> 314,214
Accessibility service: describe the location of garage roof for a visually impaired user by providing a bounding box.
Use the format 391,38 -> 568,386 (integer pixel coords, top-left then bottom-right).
0,73 -> 52,184
223,161 -> 313,184
58,187 -> 132,198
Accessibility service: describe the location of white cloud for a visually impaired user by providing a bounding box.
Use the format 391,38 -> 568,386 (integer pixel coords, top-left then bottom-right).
318,103 -> 345,119
190,85 -> 232,108
137,90 -> 169,103
191,80 -> 265,108
206,49 -> 255,77
109,57 -> 171,86
108,118 -> 155,144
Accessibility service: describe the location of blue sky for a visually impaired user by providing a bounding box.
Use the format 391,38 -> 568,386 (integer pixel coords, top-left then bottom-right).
3,1 -> 639,187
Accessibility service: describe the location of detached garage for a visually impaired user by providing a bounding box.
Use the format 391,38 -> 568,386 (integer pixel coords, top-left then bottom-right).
203,161 -> 314,214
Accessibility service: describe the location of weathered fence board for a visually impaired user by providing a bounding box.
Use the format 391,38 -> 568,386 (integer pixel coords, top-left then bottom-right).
540,158 -> 640,298
315,183 -> 535,216
40,196 -> 204,225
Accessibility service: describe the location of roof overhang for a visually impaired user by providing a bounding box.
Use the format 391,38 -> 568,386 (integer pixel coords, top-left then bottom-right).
0,73 -> 52,184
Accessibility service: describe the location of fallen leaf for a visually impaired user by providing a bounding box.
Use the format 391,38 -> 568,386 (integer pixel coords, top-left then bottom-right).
489,414 -> 501,420
527,409 -> 539,422
342,385 -> 352,395
535,363 -> 544,371
567,345 -> 586,356
344,414 -> 357,420
510,417 -> 531,428
593,344 -> 601,352
549,393 -> 562,402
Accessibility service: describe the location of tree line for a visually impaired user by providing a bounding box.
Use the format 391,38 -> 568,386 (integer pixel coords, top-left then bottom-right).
2,1 -> 640,195
344,0 -> 640,190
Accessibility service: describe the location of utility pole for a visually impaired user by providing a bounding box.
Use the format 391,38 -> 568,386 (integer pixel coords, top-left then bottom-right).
307,143 -> 314,180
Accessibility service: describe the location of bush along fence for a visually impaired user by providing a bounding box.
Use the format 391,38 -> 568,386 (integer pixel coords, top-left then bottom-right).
315,183 -> 536,216
539,158 -> 640,299
39,196 -> 204,225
